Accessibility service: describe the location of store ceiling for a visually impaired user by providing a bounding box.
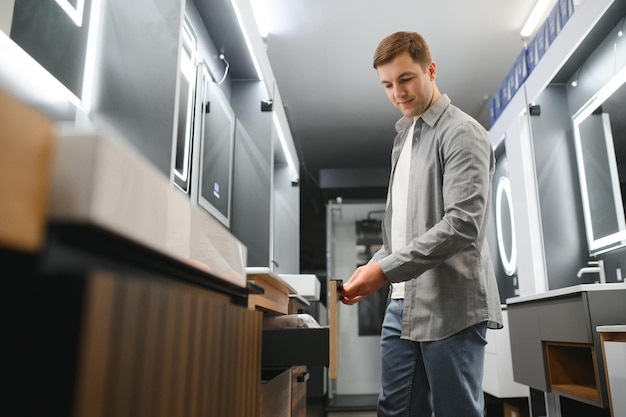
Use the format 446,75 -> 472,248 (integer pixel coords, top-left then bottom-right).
259,0 -> 541,181
201,0 -> 546,183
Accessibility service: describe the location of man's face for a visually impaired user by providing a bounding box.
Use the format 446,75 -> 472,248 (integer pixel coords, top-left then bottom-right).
377,51 -> 436,119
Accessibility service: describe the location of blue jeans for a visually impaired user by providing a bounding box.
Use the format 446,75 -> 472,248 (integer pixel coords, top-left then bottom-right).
378,299 -> 487,417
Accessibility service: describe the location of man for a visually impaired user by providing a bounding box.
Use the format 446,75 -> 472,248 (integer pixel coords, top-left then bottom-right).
340,32 -> 503,417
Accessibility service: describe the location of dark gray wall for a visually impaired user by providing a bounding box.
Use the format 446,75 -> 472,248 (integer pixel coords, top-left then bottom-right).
186,1 -> 232,102
230,81 -> 273,267
272,163 -> 300,273
486,142 -> 520,303
531,84 -> 589,290
565,18 -> 626,115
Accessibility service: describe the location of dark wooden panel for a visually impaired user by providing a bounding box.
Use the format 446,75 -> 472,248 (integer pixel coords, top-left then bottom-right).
72,272 -> 262,417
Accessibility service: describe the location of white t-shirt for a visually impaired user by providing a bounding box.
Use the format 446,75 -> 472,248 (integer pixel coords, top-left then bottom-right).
390,120 -> 416,299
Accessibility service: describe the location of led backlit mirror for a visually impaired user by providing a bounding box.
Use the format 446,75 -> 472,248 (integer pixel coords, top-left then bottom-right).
2,0 -> 91,99
572,66 -> 626,255
172,16 -> 197,193
195,62 -> 236,228
496,176 -> 517,276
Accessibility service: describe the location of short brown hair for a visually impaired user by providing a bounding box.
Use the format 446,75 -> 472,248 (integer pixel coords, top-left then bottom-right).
373,32 -> 432,70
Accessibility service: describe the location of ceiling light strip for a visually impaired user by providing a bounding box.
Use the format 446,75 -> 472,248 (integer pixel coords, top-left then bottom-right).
273,111 -> 298,180
231,0 -> 264,81
520,0 -> 553,38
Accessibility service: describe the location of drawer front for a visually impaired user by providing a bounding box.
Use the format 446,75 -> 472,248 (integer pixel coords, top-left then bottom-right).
291,366 -> 308,417
260,369 -> 291,417
249,279 -> 289,314
262,327 -> 329,367
537,295 -> 592,344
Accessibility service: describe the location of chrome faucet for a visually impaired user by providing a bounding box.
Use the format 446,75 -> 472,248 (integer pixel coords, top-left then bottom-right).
577,260 -> 606,284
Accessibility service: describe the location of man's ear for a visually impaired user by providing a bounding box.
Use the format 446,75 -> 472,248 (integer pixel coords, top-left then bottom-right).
428,61 -> 437,81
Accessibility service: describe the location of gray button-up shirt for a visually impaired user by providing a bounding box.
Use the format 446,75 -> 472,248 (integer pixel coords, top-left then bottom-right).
372,94 -> 503,341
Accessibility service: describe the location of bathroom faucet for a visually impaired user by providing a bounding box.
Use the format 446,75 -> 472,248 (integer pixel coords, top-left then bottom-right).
577,260 -> 606,284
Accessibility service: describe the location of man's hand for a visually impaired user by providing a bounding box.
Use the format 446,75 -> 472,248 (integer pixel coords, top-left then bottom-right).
340,262 -> 388,305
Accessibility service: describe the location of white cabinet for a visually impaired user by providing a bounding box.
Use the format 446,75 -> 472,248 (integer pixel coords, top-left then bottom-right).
483,308 -> 529,398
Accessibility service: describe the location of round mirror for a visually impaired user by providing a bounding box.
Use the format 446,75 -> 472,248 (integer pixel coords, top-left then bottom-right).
496,176 -> 517,276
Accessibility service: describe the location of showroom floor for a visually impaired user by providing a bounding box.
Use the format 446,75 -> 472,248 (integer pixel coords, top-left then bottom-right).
307,395 -> 377,417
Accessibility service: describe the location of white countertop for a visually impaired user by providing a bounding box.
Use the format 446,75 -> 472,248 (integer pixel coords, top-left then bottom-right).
50,130 -> 248,288
506,282 -> 626,305
596,325 -> 626,333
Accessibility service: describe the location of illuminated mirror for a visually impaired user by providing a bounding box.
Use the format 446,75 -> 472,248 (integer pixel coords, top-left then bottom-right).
572,66 -> 626,255
195,62 -> 236,228
2,0 -> 91,99
173,15 -> 197,193
496,176 -> 517,276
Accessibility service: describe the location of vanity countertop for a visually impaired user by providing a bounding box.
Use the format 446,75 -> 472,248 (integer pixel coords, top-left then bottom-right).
596,325 -> 626,333
506,283 -> 626,305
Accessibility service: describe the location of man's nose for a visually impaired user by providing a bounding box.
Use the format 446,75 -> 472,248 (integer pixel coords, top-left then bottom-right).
393,85 -> 406,98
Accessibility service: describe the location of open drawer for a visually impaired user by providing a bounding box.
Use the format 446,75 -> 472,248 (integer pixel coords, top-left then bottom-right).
262,327 -> 329,367
261,280 -> 341,379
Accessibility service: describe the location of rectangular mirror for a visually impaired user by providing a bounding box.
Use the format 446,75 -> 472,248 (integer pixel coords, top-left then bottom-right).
572,66 -> 626,255
193,62 -> 236,228
5,0 -> 91,99
172,16 -> 197,194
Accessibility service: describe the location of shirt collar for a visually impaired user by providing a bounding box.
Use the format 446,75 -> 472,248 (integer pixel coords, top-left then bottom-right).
394,94 -> 451,132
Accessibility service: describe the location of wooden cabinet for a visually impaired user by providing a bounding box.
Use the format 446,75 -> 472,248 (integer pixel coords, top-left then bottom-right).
260,367 -> 308,417
248,268 -> 308,417
248,269 -> 340,417
7,224 -> 262,417
74,271 -> 262,417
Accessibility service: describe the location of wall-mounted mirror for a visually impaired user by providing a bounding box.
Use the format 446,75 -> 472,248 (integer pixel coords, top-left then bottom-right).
572,66 -> 626,255
496,176 -> 518,276
2,0 -> 91,99
173,15 -> 198,194
193,62 -> 236,229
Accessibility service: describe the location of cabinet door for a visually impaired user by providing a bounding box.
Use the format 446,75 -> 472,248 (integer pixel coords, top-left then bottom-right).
507,302 -> 548,391
291,366 -> 308,417
73,272 -> 262,417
